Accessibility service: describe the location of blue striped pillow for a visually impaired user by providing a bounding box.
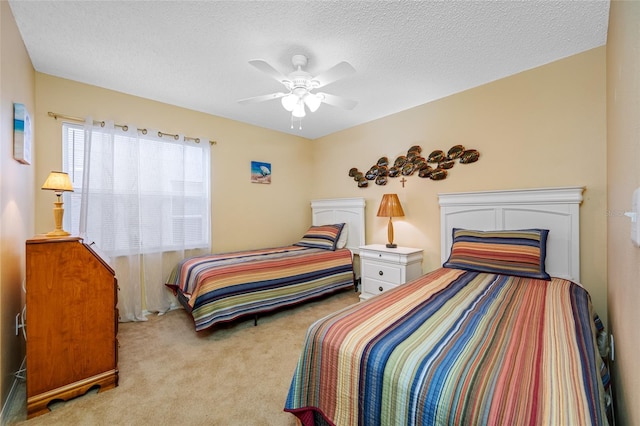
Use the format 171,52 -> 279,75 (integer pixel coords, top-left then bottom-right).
443,228 -> 550,280
295,223 -> 345,251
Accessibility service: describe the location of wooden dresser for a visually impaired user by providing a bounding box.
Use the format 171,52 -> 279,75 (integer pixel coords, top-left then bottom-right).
26,236 -> 119,418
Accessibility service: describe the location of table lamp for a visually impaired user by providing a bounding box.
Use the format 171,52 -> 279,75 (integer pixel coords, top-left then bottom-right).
41,171 -> 74,237
377,193 -> 405,248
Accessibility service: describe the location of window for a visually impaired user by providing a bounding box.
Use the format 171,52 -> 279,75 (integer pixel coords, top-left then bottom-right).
62,122 -> 210,256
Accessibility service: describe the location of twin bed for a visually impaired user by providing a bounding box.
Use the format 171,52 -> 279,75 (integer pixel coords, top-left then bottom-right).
167,187 -> 610,425
284,187 -> 610,426
166,198 -> 365,331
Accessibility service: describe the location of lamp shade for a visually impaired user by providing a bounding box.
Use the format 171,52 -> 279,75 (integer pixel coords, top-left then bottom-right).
41,171 -> 74,193
303,93 -> 322,112
281,94 -> 298,112
377,194 -> 404,218
292,100 -> 306,118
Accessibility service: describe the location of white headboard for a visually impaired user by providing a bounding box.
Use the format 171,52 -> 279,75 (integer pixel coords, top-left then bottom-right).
311,198 -> 366,253
439,187 -> 584,282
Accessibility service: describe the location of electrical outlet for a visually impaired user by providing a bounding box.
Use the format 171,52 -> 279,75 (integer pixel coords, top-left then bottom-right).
610,334 -> 615,362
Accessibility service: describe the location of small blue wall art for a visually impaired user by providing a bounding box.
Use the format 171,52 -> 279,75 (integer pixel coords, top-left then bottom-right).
251,161 -> 271,184
14,103 -> 32,165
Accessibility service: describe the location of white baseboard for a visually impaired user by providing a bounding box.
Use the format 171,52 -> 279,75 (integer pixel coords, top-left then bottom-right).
0,357 -> 26,426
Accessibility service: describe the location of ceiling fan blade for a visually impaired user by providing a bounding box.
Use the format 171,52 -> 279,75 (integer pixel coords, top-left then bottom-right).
317,92 -> 358,110
249,60 -> 290,84
238,92 -> 287,104
313,62 -> 356,88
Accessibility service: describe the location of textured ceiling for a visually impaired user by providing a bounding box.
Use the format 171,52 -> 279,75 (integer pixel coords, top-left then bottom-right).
9,1 -> 610,140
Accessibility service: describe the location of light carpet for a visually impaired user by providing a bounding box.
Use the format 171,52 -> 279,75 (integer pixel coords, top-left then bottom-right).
10,289 -> 359,425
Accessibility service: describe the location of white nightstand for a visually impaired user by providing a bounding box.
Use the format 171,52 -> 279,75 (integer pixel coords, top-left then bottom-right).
359,244 -> 423,301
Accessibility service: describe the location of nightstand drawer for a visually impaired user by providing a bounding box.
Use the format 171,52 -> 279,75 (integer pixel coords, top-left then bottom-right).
360,250 -> 401,263
362,261 -> 401,284
362,278 -> 397,296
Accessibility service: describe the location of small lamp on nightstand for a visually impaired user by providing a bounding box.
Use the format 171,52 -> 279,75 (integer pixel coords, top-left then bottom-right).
377,193 -> 405,248
41,171 -> 74,237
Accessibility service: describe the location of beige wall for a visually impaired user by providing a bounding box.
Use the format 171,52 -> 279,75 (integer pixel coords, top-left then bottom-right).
606,1 -> 640,424
313,47 -> 608,323
0,1 -> 35,415
34,74 -> 313,253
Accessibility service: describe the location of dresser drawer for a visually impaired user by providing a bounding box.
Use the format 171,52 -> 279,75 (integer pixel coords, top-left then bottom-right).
362,278 -> 397,296
362,261 -> 401,284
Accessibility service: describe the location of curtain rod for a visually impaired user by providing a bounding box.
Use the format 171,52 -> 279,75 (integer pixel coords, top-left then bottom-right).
48,112 -> 217,145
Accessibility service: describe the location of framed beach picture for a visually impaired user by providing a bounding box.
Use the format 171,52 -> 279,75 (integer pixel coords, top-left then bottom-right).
14,103 -> 32,165
251,161 -> 271,184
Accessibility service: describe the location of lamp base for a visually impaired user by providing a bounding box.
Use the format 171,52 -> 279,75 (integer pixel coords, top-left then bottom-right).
46,229 -> 71,238
385,243 -> 397,248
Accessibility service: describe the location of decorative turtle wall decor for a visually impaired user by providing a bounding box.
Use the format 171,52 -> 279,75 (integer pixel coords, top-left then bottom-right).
348,144 -> 480,188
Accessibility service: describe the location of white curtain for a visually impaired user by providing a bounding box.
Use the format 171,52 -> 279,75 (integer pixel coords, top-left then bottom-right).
79,119 -> 211,322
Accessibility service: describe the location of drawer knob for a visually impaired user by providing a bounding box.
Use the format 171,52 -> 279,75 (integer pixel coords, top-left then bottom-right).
378,270 -> 384,276
378,286 -> 383,292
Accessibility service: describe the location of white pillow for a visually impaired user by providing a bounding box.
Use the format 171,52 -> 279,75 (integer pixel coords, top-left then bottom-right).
336,223 -> 348,248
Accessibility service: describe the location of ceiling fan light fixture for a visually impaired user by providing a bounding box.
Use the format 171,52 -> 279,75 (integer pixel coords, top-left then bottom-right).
242,54 -> 357,127
303,93 -> 322,112
292,101 -> 306,118
281,94 -> 298,112
292,86 -> 308,97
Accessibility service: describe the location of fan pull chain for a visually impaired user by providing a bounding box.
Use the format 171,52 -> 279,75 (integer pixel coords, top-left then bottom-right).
290,116 -> 303,130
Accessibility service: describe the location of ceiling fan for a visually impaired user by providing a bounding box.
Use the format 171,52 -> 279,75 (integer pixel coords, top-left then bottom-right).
238,54 -> 357,126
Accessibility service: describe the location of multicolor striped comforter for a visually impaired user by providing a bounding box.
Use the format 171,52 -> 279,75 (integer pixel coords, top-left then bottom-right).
285,267 -> 609,425
166,245 -> 355,331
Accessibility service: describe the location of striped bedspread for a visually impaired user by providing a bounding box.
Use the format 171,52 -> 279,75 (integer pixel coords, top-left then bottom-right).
166,245 -> 355,331
285,267 -> 609,426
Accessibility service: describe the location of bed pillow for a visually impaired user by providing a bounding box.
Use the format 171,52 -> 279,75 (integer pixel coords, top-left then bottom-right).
336,223 -> 349,249
443,228 -> 551,280
295,223 -> 345,251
